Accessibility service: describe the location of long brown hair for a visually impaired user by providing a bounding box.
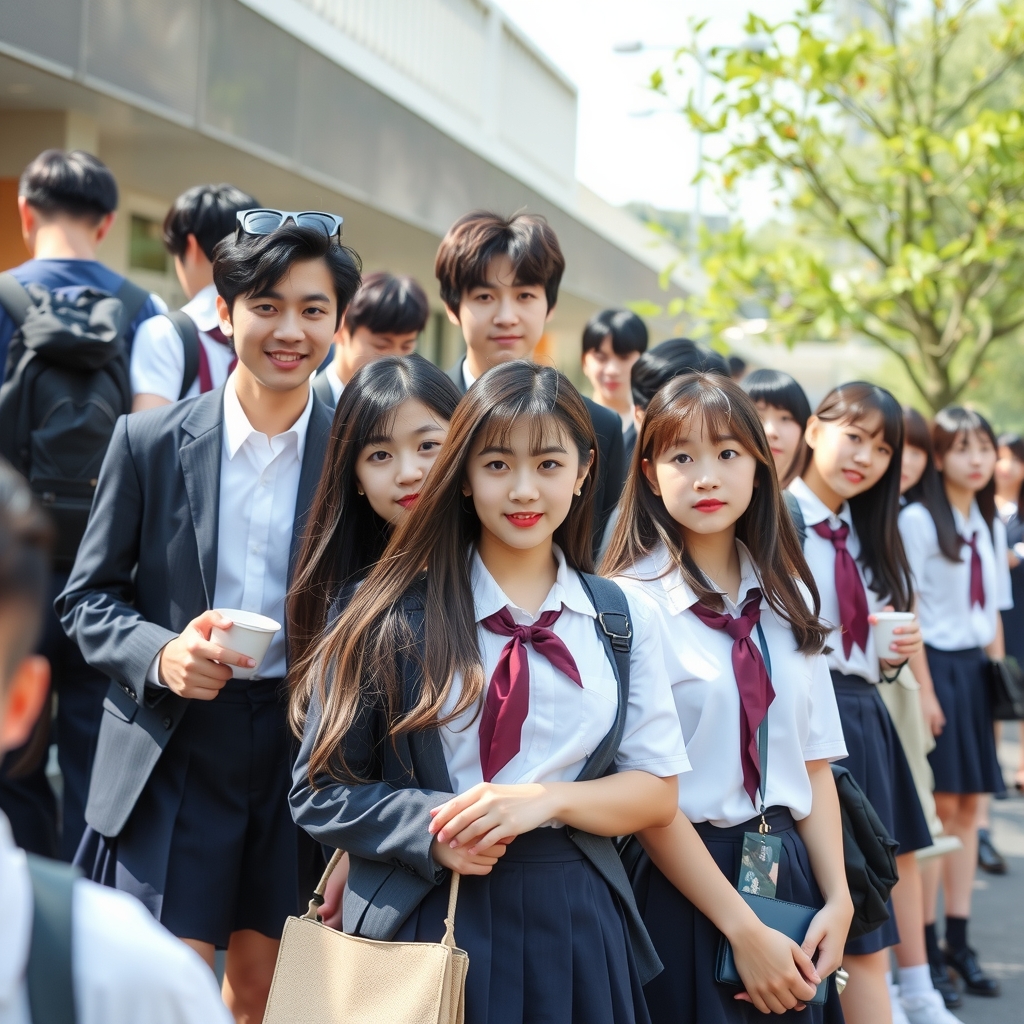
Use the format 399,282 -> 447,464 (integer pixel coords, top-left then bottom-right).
293,361 -> 598,784
798,382 -> 913,612
602,373 -> 828,654
288,355 -> 460,694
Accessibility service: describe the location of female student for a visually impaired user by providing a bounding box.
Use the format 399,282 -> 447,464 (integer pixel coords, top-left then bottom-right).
290,361 -> 690,1024
603,373 -> 852,1024
742,369 -> 812,489
899,408 -> 1011,999
788,383 -> 933,1024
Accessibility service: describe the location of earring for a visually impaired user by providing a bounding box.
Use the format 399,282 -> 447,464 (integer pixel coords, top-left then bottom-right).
357,486 -> 364,496
575,489 -> 582,496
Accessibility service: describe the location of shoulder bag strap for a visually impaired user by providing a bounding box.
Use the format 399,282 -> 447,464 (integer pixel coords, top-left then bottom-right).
783,490 -> 807,549
575,572 -> 632,782
164,310 -> 201,400
0,273 -> 33,327
113,278 -> 152,332
754,621 -> 771,825
26,855 -> 80,1024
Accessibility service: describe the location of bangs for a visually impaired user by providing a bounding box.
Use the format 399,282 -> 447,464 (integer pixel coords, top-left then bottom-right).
473,396 -> 578,458
818,382 -> 903,450
934,406 -> 996,452
645,382 -> 761,461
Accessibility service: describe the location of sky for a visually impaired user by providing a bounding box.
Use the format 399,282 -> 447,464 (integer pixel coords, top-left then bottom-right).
496,0 -> 804,219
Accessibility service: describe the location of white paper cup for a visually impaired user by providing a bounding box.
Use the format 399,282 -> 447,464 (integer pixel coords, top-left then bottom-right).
211,609 -> 281,679
872,612 -> 915,660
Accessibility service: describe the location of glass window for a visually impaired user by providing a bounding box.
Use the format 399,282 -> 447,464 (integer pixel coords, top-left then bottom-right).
129,214 -> 167,273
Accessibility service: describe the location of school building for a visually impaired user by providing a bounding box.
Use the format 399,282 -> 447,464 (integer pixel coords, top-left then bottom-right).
0,0 -> 688,381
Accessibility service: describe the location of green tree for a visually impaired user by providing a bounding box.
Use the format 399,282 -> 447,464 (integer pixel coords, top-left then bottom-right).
668,1 -> 1024,411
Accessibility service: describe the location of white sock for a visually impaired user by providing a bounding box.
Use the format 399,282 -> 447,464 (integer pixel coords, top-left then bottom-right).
899,963 -> 933,1000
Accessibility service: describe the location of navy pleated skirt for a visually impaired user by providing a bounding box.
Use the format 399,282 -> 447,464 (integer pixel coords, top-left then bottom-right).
630,806 -> 844,1024
75,677 -> 302,947
394,826 -> 651,1024
925,647 -> 1006,795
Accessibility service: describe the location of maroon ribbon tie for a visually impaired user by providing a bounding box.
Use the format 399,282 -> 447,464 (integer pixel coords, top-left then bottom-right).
198,322 -> 237,393
478,606 -> 583,783
690,590 -> 775,806
961,531 -> 986,609
812,520 -> 870,658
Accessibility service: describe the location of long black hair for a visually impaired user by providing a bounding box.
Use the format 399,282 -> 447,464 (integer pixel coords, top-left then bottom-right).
743,369 -> 812,486
998,432 -> 1024,513
801,382 -> 913,611
916,407 -> 998,562
288,354 -> 460,672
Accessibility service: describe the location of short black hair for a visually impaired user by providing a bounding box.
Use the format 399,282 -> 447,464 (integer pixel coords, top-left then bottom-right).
727,354 -> 747,379
19,149 -> 118,224
742,369 -> 812,431
163,184 -> 260,262
582,309 -> 648,357
0,459 -> 53,680
631,337 -> 729,410
435,211 -> 565,313
344,271 -> 429,336
213,224 -> 362,328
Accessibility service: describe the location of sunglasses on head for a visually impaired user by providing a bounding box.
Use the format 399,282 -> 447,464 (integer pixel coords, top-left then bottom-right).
235,208 -> 344,243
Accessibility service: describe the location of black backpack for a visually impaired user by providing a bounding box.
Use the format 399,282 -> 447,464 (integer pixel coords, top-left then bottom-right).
0,273 -> 150,569
26,854 -> 80,1024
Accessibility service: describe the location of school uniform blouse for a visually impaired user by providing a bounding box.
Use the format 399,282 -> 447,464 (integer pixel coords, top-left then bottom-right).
616,543 -> 847,828
899,500 -> 1012,650
438,546 -> 691,800
787,477 -> 890,683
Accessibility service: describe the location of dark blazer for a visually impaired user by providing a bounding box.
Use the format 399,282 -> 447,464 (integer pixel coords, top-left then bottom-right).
448,357 -> 625,555
56,385 -> 333,838
312,370 -> 337,410
289,583 -> 662,984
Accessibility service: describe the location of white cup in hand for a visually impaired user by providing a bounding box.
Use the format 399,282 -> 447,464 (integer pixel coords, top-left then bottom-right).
872,611 -> 915,663
211,609 -> 281,679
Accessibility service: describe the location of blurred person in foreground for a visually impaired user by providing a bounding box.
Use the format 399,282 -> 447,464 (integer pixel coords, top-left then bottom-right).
0,458 -> 230,1024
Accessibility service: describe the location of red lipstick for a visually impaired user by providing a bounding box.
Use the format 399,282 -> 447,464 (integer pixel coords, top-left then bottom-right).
397,493 -> 419,509
693,499 -> 725,513
506,512 -> 542,528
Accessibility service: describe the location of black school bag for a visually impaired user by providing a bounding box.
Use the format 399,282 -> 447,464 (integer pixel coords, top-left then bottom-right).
0,273 -> 149,569
783,489 -> 900,937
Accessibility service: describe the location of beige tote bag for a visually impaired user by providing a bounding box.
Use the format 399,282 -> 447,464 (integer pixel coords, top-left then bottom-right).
263,850 -> 468,1024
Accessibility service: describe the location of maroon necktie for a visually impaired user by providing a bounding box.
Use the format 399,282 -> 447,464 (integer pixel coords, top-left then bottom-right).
478,607 -> 583,783
690,590 -> 775,806
961,532 -> 986,608
813,520 -> 870,658
198,324 -> 237,392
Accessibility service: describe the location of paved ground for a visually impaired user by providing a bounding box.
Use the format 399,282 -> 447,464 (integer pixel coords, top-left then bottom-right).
946,726 -> 1024,1024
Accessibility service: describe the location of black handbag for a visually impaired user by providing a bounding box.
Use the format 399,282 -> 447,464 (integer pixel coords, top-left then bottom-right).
989,656 -> 1024,720
831,765 -> 899,939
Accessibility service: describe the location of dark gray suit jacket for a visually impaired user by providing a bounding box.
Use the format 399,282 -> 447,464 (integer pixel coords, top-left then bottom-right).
448,357 -> 626,556
57,386 -> 333,838
289,582 -> 663,985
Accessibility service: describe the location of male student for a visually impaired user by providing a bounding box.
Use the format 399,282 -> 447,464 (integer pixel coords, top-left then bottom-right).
0,150 -> 166,862
312,270 -> 429,409
435,210 -> 625,550
0,458 -> 231,1024
58,215 -> 361,1023
131,183 -> 260,410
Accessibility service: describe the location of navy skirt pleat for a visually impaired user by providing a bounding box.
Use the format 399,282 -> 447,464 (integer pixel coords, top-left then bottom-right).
831,671 -> 931,954
394,827 -> 650,1024
631,807 -> 844,1024
925,647 -> 1006,795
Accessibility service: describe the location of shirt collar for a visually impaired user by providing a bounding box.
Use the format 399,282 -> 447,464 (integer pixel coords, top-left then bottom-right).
787,476 -> 850,528
222,374 -> 314,461
462,359 -> 477,391
182,283 -> 222,331
953,499 -> 983,534
324,363 -> 344,403
0,812 -> 31,1008
470,544 -> 596,623
632,542 -> 762,616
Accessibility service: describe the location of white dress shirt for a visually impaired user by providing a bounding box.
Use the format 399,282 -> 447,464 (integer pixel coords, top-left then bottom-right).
130,284 -> 236,401
899,500 -> 1012,650
787,477 -> 891,682
616,543 -> 847,827
0,813 -> 230,1024
322,362 -> 344,404
210,376 -> 313,679
439,546 -> 690,802
461,359 -> 476,392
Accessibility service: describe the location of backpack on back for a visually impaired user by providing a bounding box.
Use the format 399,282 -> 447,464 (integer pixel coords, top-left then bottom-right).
0,273 -> 149,569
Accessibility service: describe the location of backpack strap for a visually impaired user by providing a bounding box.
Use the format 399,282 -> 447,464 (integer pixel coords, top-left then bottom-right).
113,278 -> 151,333
164,310 -> 202,400
0,273 -> 33,327
575,572 -> 633,782
26,855 -> 80,1024
784,490 -> 807,549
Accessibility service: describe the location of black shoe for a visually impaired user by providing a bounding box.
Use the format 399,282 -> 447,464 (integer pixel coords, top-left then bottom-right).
930,962 -> 963,1009
944,945 -> 1001,996
978,828 -> 1008,875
